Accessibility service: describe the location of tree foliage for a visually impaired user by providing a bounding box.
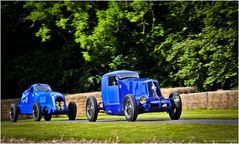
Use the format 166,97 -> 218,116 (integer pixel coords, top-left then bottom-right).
2,1 -> 238,99
164,2 -> 238,90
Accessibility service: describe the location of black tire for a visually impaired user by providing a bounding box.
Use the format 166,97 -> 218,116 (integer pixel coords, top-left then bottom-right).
169,92 -> 182,120
68,101 -> 77,120
86,96 -> 98,122
9,104 -> 19,122
124,95 -> 138,122
32,103 -> 42,121
44,114 -> 52,121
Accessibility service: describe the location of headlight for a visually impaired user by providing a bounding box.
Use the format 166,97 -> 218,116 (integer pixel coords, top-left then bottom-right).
60,101 -> 64,106
60,101 -> 64,110
173,95 -> 180,103
55,101 -> 59,106
140,96 -> 147,104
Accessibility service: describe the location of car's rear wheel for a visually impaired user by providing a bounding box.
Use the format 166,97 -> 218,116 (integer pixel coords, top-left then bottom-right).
124,95 -> 138,122
68,101 -> 77,120
169,92 -> 182,120
86,96 -> 98,122
9,104 -> 19,122
44,114 -> 52,121
32,103 -> 42,121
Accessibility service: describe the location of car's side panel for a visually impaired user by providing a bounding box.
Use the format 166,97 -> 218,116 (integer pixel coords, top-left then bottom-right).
101,75 -> 109,108
42,95 -> 54,114
19,86 -> 37,114
118,80 -> 133,115
119,80 -> 149,107
19,90 -> 29,114
107,85 -> 121,115
39,95 -> 47,103
108,85 -> 120,104
21,90 -> 28,104
133,82 -> 148,106
27,91 -> 35,110
134,82 -> 148,98
102,74 -> 123,115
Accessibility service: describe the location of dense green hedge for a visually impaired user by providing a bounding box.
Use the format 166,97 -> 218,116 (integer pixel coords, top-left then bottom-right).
2,1 -> 238,99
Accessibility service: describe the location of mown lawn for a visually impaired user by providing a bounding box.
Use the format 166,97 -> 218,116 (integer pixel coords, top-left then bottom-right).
1,109 -> 238,143
96,109 -> 239,120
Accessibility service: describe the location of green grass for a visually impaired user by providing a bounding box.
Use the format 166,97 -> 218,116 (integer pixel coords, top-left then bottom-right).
96,109 -> 239,120
1,109 -> 238,143
1,122 -> 238,143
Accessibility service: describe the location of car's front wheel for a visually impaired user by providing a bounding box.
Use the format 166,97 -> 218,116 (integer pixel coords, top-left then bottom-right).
44,114 -> 52,121
9,104 -> 19,122
86,96 -> 98,122
68,101 -> 77,120
32,102 -> 42,121
124,95 -> 138,122
169,92 -> 182,120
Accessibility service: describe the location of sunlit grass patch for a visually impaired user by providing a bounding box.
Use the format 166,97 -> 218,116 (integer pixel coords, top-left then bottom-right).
1,109 -> 238,143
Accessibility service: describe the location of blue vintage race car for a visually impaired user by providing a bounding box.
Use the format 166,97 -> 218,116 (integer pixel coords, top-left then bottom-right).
9,83 -> 77,122
86,70 -> 182,122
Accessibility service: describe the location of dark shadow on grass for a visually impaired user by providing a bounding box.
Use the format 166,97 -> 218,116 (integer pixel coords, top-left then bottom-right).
93,119 -> 169,123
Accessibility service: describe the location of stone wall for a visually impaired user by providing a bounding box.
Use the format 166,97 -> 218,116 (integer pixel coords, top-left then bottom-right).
1,99 -> 32,121
1,88 -> 238,121
180,90 -> 238,110
161,87 -> 196,98
65,92 -> 101,117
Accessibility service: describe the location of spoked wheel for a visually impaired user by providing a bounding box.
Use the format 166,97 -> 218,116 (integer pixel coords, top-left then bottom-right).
32,103 -> 42,121
86,96 -> 98,122
169,92 -> 182,120
9,104 -> 19,122
124,95 -> 138,122
68,101 -> 77,120
44,114 -> 52,121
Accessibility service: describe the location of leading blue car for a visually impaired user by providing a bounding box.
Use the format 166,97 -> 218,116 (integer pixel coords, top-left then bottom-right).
9,83 -> 77,122
86,70 -> 182,122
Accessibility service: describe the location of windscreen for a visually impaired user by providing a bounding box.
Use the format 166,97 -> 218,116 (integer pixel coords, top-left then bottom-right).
36,85 -> 52,92
118,73 -> 139,80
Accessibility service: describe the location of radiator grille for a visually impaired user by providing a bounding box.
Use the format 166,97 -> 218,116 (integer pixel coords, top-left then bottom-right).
147,81 -> 161,97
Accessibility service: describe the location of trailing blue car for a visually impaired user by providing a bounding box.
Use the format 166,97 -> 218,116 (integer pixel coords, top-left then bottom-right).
9,83 -> 77,122
86,70 -> 182,122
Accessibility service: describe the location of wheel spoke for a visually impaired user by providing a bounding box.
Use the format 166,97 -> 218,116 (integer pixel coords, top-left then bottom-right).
89,109 -> 93,117
125,98 -> 133,117
9,108 -> 14,119
33,106 -> 37,118
87,101 -> 93,117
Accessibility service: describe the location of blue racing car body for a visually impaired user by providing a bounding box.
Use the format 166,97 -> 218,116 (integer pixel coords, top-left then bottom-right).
19,84 -> 68,115
9,83 -> 77,122
101,70 -> 172,115
86,70 -> 182,122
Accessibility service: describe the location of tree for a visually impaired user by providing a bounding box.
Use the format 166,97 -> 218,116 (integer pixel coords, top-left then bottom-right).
162,1 -> 238,90
2,1 -> 237,99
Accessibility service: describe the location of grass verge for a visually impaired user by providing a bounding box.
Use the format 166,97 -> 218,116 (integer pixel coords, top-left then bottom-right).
96,109 -> 239,120
1,109 -> 238,143
1,122 -> 238,143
